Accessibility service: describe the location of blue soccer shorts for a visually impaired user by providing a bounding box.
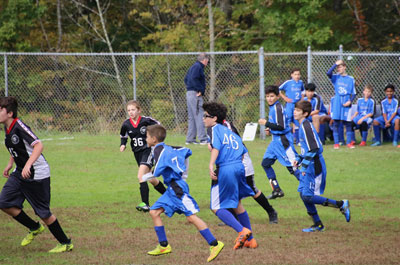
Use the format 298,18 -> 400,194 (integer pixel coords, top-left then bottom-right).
150,180 -> 199,217
374,116 -> 400,129
210,162 -> 254,210
263,134 -> 297,168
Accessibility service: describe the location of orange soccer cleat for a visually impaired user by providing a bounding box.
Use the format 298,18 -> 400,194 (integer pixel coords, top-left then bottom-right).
233,227 -> 252,250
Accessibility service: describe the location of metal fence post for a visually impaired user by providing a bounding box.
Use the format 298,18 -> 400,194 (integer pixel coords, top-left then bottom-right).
4,54 -> 8,96
307,46 -> 312,83
258,47 -> 265,139
339,44 -> 343,60
132,54 -> 136,100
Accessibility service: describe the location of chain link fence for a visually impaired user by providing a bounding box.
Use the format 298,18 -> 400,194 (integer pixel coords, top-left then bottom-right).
1,48 -> 399,135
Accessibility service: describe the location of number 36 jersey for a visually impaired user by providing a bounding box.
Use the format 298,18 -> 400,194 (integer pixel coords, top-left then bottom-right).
4,118 -> 50,180
120,116 -> 160,153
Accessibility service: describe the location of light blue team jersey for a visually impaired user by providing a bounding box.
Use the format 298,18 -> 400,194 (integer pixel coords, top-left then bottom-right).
328,73 -> 356,120
303,93 -> 327,116
381,97 -> 399,117
207,123 -> 247,166
152,143 -> 192,186
279,79 -> 305,102
329,74 -> 356,97
356,97 -> 375,117
297,119 -> 326,195
298,119 -> 323,157
268,101 -> 291,135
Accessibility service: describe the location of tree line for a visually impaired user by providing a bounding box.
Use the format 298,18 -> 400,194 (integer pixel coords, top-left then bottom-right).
0,0 -> 399,53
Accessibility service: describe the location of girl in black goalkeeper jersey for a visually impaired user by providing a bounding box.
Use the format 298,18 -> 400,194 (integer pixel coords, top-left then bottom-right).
120,100 -> 166,211
0,97 -> 73,253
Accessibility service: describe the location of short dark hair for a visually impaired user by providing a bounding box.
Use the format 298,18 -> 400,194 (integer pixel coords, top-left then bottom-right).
265,85 -> 279,96
384,84 -> 395,91
203,102 -> 227,124
295,100 -> 312,118
305,83 -> 316,91
291,68 -> 301,74
0,96 -> 18,118
147,124 -> 166,142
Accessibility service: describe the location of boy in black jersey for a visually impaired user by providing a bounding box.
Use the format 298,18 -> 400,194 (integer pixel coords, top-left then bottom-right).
120,100 -> 166,212
0,97 -> 73,253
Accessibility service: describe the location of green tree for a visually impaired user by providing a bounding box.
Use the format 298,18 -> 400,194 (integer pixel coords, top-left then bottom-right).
0,0 -> 46,51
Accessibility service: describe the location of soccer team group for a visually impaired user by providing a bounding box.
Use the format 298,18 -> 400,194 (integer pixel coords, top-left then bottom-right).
0,58 -> 398,262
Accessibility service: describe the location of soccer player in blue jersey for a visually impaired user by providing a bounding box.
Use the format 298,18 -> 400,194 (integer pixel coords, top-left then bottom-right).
221,119 -> 278,228
327,60 -> 357,149
350,85 -> 375,146
0,97 -> 73,252
303,83 -> 329,135
371,84 -> 400,146
279,68 -> 305,143
120,100 -> 166,212
328,96 -> 345,145
203,102 -> 255,250
258,85 -> 300,200
143,124 -> 224,262
293,100 -> 351,232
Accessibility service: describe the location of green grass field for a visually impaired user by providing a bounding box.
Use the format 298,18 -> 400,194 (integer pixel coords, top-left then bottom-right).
0,133 -> 399,264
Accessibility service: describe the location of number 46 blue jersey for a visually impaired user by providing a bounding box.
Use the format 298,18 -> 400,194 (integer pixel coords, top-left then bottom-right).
207,123 -> 247,166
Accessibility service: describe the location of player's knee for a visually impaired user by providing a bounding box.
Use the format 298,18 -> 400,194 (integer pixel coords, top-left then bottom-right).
149,209 -> 158,218
360,122 -> 368,131
300,193 -> 313,203
261,158 -> 274,169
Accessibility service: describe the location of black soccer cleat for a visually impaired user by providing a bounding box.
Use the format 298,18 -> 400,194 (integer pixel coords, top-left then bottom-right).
268,209 -> 278,224
266,189 -> 284,200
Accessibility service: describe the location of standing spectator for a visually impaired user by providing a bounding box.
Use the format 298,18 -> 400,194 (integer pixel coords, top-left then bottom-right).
185,53 -> 209,145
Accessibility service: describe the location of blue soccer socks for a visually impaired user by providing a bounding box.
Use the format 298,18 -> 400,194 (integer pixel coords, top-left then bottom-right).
154,226 -> 168,245
200,228 -> 217,246
215,209 -> 243,233
237,211 -> 253,240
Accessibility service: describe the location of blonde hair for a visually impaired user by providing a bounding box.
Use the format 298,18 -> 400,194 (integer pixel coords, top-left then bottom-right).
364,84 -> 373,93
126,100 -> 141,110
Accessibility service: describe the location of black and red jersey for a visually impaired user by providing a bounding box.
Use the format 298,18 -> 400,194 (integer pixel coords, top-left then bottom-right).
4,118 -> 50,180
120,116 -> 160,153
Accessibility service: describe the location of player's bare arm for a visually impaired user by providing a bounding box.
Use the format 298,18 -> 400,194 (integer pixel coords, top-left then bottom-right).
3,156 -> 14,178
209,149 -> 219,180
279,92 -> 292,103
343,100 -> 352,107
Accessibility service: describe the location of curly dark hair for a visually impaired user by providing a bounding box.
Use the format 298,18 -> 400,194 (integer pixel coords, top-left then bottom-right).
202,102 -> 227,124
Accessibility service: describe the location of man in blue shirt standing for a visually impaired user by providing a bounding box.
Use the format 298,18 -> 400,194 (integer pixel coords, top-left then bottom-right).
185,53 -> 209,145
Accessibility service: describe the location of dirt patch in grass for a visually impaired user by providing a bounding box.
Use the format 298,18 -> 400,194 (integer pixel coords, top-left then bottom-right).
1,204 -> 399,265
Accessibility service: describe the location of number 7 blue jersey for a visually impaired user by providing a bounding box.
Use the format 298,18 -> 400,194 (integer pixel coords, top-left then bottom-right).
207,123 -> 247,166
152,143 -> 192,186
